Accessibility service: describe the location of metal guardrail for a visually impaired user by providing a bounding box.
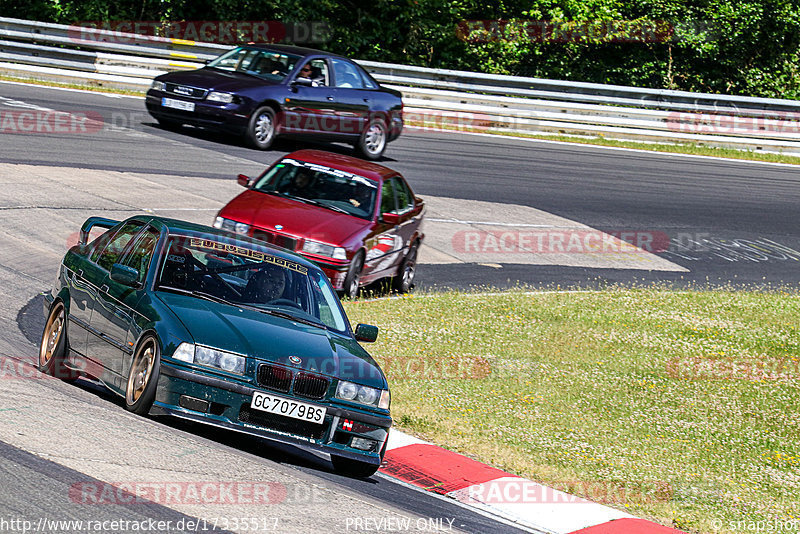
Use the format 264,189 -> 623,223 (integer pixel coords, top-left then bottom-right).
3,16 -> 800,155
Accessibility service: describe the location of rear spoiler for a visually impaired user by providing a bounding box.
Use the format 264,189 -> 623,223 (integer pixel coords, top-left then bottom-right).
79,217 -> 119,246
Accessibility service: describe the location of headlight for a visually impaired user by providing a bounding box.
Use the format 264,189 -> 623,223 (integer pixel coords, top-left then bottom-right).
207,92 -> 234,103
151,80 -> 165,91
336,380 -> 388,409
302,239 -> 347,260
213,217 -> 250,235
170,343 -> 246,375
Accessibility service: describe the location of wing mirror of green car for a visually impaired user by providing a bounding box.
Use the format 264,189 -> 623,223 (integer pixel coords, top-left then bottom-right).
110,263 -> 140,287
354,324 -> 379,343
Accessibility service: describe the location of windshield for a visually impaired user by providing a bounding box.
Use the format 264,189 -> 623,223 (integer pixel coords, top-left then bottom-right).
206,47 -> 302,83
252,158 -> 378,220
157,235 -> 348,332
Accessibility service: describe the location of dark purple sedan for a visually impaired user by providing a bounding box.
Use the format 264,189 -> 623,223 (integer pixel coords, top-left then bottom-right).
145,44 -> 403,159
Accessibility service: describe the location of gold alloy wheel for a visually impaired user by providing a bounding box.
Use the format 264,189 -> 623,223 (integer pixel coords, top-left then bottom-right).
126,339 -> 156,406
40,303 -> 65,369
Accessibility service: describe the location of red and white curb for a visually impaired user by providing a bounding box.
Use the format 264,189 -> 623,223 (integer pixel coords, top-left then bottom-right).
378,430 -> 684,534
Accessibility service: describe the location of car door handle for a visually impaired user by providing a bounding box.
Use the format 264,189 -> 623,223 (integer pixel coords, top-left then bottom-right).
363,98 -> 370,103
327,96 -> 334,101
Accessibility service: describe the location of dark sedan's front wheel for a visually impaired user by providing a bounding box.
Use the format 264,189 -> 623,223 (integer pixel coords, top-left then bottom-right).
356,119 -> 387,160
246,106 -> 277,150
125,335 -> 160,415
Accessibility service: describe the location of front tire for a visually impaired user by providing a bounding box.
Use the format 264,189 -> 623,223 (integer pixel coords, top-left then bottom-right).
356,119 -> 387,160
38,301 -> 77,381
392,241 -> 418,294
246,106 -> 277,150
342,253 -> 364,300
125,335 -> 160,415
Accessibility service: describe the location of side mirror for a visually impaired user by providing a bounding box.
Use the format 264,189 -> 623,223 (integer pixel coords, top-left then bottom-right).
291,76 -> 313,87
381,212 -> 400,225
237,174 -> 251,187
110,263 -> 140,287
355,324 -> 379,343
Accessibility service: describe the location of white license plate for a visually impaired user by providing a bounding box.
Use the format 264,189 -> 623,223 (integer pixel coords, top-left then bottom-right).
251,391 -> 326,424
162,97 -> 195,112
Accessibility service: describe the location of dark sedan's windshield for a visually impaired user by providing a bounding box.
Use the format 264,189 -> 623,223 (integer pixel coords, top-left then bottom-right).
156,235 -> 348,332
206,47 -> 302,82
252,158 -> 378,220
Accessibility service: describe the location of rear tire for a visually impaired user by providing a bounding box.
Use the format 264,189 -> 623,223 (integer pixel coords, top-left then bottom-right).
246,106 -> 277,150
392,241 -> 418,293
356,119 -> 387,160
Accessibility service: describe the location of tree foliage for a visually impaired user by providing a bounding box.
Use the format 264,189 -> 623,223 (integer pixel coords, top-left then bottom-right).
2,0 -> 800,98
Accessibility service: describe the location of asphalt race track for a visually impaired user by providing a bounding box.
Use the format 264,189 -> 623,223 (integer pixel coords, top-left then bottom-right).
1,80 -> 799,533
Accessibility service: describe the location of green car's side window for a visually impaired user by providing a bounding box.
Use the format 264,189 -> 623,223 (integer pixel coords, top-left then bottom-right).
119,227 -> 159,284
95,222 -> 144,271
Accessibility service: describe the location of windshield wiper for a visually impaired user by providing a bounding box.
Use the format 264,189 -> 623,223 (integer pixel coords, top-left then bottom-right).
257,307 -> 326,329
159,286 -> 238,307
286,196 -> 350,215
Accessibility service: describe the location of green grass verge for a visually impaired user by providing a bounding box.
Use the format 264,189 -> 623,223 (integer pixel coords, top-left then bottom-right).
0,74 -> 146,96
343,288 -> 800,533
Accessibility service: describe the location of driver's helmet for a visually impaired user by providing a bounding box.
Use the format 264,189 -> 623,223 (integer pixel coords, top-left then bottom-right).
243,263 -> 286,302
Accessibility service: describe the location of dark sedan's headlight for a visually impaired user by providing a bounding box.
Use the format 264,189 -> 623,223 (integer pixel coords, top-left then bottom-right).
336,380 -> 390,409
172,343 -> 246,375
151,81 -> 165,91
207,92 -> 234,103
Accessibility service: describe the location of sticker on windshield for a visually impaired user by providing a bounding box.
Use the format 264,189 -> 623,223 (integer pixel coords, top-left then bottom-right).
188,237 -> 308,274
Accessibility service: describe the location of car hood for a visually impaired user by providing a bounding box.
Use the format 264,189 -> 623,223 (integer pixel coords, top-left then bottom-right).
158,67 -> 276,92
220,190 -> 370,245
157,292 -> 386,388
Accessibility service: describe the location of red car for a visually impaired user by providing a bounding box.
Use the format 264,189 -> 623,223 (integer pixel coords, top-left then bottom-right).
214,150 -> 424,298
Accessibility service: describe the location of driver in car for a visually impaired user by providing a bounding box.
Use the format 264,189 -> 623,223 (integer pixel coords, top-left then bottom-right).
243,263 -> 286,303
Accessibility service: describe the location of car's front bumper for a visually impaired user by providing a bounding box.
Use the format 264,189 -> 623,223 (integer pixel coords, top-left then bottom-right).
145,91 -> 250,134
153,363 -> 391,464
